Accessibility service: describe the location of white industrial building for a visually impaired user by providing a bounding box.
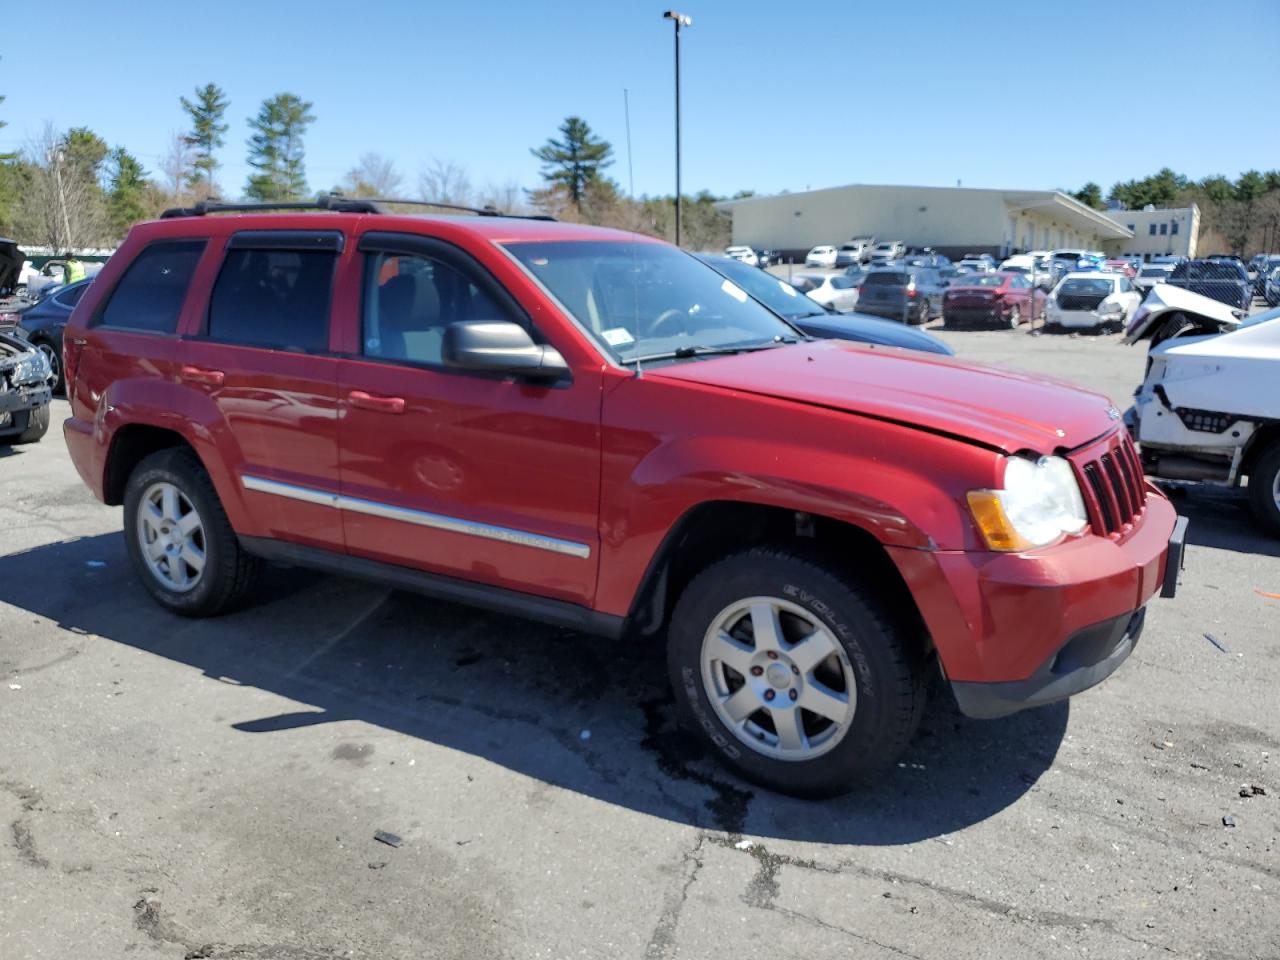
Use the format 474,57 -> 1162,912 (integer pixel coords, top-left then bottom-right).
716,184 -> 1133,261
1100,205 -> 1200,261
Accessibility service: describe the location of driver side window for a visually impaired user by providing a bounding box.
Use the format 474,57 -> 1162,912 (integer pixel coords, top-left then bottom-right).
362,251 -> 509,366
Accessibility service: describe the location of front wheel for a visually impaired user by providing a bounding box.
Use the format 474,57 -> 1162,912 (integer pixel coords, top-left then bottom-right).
1006,305 -> 1021,329
1248,442 -> 1280,537
33,339 -> 63,394
123,448 -> 261,617
667,548 -> 925,797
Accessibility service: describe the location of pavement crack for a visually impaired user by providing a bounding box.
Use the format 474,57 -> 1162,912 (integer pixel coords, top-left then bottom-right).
11,819 -> 49,869
767,904 -> 928,960
645,832 -> 708,960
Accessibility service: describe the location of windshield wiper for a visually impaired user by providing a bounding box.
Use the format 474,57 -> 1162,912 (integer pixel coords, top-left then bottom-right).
620,337 -> 798,367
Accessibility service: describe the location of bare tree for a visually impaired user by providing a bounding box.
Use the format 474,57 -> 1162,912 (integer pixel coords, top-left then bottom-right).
476,178 -> 528,214
417,158 -> 471,206
160,131 -> 197,204
13,122 -> 107,251
341,152 -> 404,197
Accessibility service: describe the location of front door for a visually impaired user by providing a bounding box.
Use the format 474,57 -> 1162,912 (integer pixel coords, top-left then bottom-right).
182,231 -> 346,551
335,234 -> 601,606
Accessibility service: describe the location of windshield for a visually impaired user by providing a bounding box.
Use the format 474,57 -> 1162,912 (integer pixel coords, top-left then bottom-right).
1060,278 -> 1114,297
505,241 -> 797,362
955,275 -> 1005,287
1139,267 -> 1171,277
864,272 -> 908,286
695,257 -> 826,320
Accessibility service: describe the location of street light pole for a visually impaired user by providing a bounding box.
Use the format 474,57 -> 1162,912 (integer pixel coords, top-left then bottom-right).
663,11 -> 691,247
48,146 -> 72,255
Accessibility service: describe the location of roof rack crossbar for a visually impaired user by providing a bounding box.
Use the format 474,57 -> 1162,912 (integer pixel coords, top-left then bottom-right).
159,193 -> 556,222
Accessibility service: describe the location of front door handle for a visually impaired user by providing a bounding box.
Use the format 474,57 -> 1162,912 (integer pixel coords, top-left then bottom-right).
180,365 -> 225,387
348,390 -> 405,414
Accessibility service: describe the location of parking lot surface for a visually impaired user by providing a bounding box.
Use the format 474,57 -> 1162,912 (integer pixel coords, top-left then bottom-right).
2,330 -> 1277,959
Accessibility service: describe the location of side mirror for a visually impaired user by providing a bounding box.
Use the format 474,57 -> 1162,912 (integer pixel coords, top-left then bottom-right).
442,321 -> 568,381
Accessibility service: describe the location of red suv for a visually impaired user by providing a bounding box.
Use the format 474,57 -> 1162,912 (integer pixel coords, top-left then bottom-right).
62,199 -> 1185,797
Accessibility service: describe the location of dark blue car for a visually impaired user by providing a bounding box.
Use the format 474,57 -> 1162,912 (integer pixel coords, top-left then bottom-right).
1167,259 -> 1252,310
6,279 -> 92,393
693,255 -> 953,355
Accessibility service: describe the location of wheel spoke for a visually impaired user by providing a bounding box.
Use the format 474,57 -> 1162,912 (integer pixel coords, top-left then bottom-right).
770,706 -> 806,751
177,510 -> 202,536
145,537 -> 166,560
720,686 -> 758,724
798,681 -> 850,724
143,501 -> 164,530
161,486 -> 180,523
789,626 -> 838,675
706,630 -> 754,675
168,556 -> 189,589
181,543 -> 205,574
749,602 -> 784,652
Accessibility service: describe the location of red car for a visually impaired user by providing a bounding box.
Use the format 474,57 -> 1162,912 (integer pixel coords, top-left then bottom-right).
1105,259 -> 1138,279
942,271 -> 1045,328
61,199 -> 1185,797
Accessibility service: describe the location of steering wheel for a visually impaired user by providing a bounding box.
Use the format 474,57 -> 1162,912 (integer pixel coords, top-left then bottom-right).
647,308 -> 688,338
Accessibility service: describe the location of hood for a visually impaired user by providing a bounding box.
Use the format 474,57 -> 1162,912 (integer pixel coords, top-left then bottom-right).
1122,283 -> 1242,344
650,339 -> 1119,454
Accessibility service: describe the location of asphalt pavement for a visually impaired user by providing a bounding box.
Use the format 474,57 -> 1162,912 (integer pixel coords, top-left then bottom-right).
1,330 -> 1277,959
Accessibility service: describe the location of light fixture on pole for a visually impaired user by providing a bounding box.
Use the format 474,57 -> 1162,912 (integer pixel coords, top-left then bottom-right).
663,10 -> 692,247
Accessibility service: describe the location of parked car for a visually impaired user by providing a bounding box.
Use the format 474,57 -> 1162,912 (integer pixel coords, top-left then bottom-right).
1133,263 -> 1176,296
1166,259 -> 1252,310
790,272 -> 860,313
942,272 -> 1044,329
1128,304 -> 1280,534
0,329 -> 53,446
961,253 -> 997,269
848,236 -> 875,263
856,266 -> 946,324
956,258 -> 995,275
9,278 -> 93,393
805,245 -> 838,268
63,200 -> 1182,796
998,254 -> 1052,290
1104,259 -> 1137,279
1045,273 -> 1142,331
724,246 -> 759,267
24,259 -> 104,301
835,243 -> 866,267
1266,265 -> 1280,307
694,254 -> 952,355
1250,255 -> 1280,297
902,252 -> 952,269
869,240 -> 905,261
1122,283 -> 1244,349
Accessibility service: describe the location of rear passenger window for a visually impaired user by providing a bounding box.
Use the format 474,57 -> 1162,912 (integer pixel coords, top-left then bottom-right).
207,248 -> 336,352
97,240 -> 205,333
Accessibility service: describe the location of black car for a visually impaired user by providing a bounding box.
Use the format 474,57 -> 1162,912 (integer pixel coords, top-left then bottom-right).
754,248 -> 779,269
693,255 -> 953,354
10,278 -> 91,393
0,330 -> 53,445
854,266 -> 947,324
1166,259 -> 1252,310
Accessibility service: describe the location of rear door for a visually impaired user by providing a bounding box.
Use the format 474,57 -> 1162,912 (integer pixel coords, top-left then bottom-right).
182,230 -> 346,551
334,231 -> 601,606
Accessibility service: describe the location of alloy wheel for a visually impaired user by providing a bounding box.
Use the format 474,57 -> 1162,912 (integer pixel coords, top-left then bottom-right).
36,343 -> 60,386
700,596 -> 857,761
136,481 -> 206,593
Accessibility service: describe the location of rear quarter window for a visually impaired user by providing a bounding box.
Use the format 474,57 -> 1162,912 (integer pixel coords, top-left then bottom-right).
206,248 -> 337,352
95,240 -> 206,333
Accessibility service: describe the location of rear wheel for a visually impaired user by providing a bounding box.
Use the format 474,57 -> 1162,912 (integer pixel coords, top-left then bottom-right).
32,339 -> 63,394
1006,305 -> 1021,329
667,548 -> 925,797
124,448 -> 261,617
1248,442 -> 1280,537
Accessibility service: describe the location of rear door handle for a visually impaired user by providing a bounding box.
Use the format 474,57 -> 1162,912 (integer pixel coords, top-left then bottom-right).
348,390 -> 405,414
180,365 -> 225,387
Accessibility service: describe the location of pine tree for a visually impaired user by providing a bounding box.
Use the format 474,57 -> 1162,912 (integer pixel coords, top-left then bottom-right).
105,147 -> 152,237
180,83 -> 229,192
531,117 -> 613,208
1070,182 -> 1105,210
245,93 -> 315,201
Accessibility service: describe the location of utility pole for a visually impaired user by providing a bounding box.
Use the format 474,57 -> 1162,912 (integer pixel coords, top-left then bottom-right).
49,146 -> 72,255
663,11 -> 691,247
623,88 -> 635,198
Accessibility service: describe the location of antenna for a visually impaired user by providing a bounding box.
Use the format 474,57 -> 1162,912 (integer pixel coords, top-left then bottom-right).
623,87 -> 635,198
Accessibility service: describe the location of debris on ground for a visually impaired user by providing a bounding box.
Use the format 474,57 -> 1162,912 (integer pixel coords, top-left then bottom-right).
1254,589 -> 1280,600
734,839 -> 755,851
1239,785 -> 1266,798
368,861 -> 387,870
1203,632 -> 1229,653
373,830 -> 402,848
1222,815 -> 1236,828
7,683 -> 20,690
184,945 -> 213,959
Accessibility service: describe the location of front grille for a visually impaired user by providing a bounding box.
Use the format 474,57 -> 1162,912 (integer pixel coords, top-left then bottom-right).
1071,431 -> 1147,538
1057,294 -> 1106,311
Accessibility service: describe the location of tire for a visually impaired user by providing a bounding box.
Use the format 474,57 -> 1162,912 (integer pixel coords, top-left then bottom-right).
4,404 -> 50,445
1006,306 -> 1021,329
123,448 -> 261,617
32,338 -> 63,395
666,547 -> 926,798
1247,442 -> 1280,537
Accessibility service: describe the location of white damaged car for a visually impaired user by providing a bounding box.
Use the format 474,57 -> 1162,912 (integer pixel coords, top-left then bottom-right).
1046,272 -> 1142,332
1128,305 -> 1280,533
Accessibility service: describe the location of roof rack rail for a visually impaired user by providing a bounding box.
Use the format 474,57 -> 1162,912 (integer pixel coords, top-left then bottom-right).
160,194 -> 556,222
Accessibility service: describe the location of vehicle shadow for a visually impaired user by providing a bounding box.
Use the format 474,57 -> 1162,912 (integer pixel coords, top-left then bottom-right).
1162,483 -> 1280,559
0,532 -> 1067,845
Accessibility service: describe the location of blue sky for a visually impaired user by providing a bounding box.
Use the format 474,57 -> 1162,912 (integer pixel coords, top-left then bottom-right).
2,0 -> 1277,201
